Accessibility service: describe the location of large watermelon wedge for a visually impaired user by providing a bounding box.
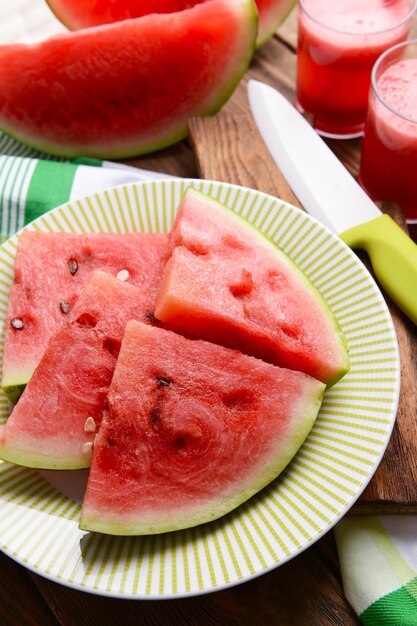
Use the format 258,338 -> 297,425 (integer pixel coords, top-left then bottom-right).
0,271 -> 149,470
155,188 -> 349,386
45,0 -> 295,48
0,0 -> 257,158
2,231 -> 168,403
80,320 -> 325,535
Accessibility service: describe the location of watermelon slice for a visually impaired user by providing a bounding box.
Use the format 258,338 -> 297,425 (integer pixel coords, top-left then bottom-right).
0,0 -> 257,158
0,271 -> 150,470
154,188 -> 349,386
80,320 -> 325,535
45,0 -> 295,48
255,0 -> 295,46
2,231 -> 168,402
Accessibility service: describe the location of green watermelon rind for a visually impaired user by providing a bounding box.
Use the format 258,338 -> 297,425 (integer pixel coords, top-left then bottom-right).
2,362 -> 38,403
168,188 -> 350,387
2,375 -> 29,404
0,427 -> 91,470
0,124 -> 190,162
79,378 -> 325,535
0,0 -> 258,160
256,0 -> 296,48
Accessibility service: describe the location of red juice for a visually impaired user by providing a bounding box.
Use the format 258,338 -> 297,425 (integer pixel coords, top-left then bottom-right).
297,0 -> 415,138
359,43 -> 417,221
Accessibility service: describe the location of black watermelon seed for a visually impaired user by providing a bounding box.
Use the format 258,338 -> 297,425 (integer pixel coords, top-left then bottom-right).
157,376 -> 172,387
68,259 -> 78,275
144,310 -> 157,324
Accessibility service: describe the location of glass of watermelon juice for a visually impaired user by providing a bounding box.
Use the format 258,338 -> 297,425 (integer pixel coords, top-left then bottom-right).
359,39 -> 417,222
296,0 -> 416,139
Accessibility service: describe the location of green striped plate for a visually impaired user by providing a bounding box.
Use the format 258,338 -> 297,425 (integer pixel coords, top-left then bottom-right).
0,179 -> 400,598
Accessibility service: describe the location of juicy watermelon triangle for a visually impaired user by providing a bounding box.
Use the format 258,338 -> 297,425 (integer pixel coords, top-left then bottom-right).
45,0 -> 295,49
80,320 -> 325,535
0,271 -> 153,470
2,231 -> 168,403
154,187 -> 350,387
0,0 -> 257,158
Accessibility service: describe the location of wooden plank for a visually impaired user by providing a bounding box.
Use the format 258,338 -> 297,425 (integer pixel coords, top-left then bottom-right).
0,553 -> 59,626
188,111 -> 300,206
123,141 -> 199,180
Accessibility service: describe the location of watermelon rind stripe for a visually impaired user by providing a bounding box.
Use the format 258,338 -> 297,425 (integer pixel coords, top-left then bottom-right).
0,439 -> 90,470
256,0 -> 296,47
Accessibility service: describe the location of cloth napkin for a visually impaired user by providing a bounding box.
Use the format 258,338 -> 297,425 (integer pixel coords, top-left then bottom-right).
335,517 -> 417,624
0,135 -> 171,241
0,132 -> 416,625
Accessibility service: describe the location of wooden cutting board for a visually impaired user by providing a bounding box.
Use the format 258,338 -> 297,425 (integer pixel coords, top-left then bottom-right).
187,108 -> 417,514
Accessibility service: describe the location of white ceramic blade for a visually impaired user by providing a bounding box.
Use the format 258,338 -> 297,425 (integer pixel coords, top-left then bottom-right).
248,80 -> 381,234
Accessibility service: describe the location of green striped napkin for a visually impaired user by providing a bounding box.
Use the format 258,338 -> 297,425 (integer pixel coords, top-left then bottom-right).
335,517 -> 417,625
0,131 -> 416,624
0,134 -> 170,241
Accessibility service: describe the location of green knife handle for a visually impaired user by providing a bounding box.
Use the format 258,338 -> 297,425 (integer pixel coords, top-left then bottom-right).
340,214 -> 417,326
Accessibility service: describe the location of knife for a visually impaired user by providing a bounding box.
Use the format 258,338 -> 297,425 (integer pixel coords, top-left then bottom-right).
248,79 -> 417,326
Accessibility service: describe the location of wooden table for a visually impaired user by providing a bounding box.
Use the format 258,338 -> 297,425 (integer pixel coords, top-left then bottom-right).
2,8 -> 416,626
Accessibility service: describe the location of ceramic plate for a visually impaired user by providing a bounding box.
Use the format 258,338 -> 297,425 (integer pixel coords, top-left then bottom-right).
0,179 -> 400,598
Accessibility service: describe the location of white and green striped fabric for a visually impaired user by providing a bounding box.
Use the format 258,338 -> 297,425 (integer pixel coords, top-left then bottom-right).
0,138 -> 170,241
335,517 -> 417,625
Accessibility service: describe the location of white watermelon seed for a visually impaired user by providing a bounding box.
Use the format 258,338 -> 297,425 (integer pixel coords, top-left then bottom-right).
82,441 -> 93,455
117,269 -> 129,281
84,416 -> 96,432
11,317 -> 24,330
60,300 -> 71,314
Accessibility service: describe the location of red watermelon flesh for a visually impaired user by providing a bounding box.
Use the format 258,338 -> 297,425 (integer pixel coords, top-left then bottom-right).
2,231 -> 168,402
80,320 -> 325,535
0,271 -> 150,470
46,0 -> 206,29
45,0 -> 295,48
0,0 -> 257,158
154,188 -> 349,387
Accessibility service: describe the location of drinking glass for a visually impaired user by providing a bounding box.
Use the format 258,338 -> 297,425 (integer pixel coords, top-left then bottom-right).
359,39 -> 417,222
296,0 -> 417,139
